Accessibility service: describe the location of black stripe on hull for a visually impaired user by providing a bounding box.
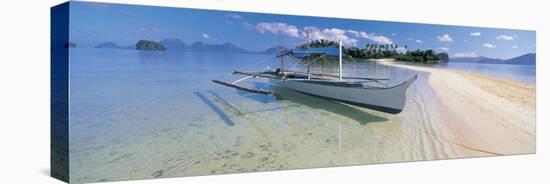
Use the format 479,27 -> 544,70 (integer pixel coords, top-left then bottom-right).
280,89 -> 403,114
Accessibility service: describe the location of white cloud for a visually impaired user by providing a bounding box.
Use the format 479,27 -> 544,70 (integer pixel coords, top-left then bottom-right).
415,40 -> 424,43
256,22 -> 300,38
395,47 -> 408,54
454,52 -> 478,58
438,47 -> 449,52
347,30 -> 392,44
305,27 -> 358,46
347,30 -> 359,35
483,43 -> 496,48
141,27 -> 167,33
496,34 -> 514,40
224,14 -> 242,20
202,33 -> 211,39
225,21 -> 233,25
436,34 -> 454,42
253,22 -> 393,47
470,32 -> 481,36
242,22 -> 254,30
363,33 -> 392,44
512,45 -> 518,49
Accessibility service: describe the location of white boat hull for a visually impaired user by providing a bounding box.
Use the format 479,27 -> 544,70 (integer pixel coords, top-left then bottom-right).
271,75 -> 417,114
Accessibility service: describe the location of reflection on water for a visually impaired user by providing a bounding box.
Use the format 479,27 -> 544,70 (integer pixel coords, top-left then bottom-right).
272,86 -> 388,125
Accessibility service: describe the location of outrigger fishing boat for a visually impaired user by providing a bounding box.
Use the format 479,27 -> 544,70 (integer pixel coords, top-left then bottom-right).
213,40 -> 417,114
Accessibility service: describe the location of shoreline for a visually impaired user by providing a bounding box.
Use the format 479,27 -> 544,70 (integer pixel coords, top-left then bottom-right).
381,61 -> 536,155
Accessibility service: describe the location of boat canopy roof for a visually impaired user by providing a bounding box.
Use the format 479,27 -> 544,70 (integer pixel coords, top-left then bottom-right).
281,47 -> 348,58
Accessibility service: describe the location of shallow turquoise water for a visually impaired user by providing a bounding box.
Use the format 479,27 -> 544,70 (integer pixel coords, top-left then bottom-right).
67,48 -> 534,183
68,48 -> 420,182
68,48 -> 415,142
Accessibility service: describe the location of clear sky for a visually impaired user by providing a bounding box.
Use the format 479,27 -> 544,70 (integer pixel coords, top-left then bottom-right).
69,1 -> 536,59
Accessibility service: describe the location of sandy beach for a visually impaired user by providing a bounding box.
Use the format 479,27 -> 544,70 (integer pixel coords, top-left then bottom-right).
381,61 -> 536,155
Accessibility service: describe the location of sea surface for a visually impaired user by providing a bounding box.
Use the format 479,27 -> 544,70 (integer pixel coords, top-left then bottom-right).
68,48 -> 535,183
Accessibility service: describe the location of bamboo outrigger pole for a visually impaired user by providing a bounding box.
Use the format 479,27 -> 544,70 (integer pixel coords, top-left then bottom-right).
306,30 -> 311,79
280,42 -> 284,74
339,39 -> 343,81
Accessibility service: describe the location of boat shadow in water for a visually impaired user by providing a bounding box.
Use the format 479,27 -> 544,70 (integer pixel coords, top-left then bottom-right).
235,82 -> 276,103
272,86 -> 388,125
193,91 -> 235,126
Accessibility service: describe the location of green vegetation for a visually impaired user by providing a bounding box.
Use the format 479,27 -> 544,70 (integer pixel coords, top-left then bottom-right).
298,39 -> 340,48
297,39 -> 448,63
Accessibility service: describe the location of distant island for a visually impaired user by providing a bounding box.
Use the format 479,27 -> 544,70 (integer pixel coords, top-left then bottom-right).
298,39 -> 448,63
160,38 -> 252,54
84,38 -> 534,66
159,38 -> 186,50
451,53 -> 535,65
95,42 -> 135,50
95,42 -> 121,49
93,38 -> 272,54
136,40 -> 166,51
89,38 -> 453,63
262,47 -> 280,54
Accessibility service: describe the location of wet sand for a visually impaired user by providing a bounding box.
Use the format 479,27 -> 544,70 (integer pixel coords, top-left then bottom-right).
69,61 -> 535,183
